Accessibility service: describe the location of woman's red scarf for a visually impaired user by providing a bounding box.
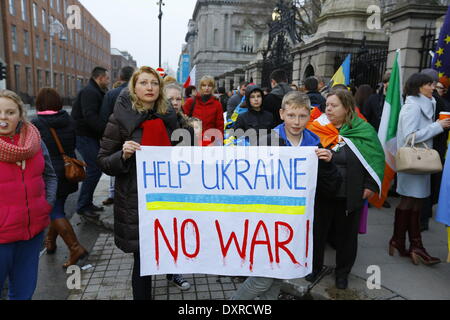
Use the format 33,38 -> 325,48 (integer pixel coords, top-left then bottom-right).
140,118 -> 172,146
0,122 -> 41,163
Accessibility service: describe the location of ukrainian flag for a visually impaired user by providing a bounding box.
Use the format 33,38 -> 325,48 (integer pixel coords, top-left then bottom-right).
331,54 -> 351,87
146,194 -> 306,215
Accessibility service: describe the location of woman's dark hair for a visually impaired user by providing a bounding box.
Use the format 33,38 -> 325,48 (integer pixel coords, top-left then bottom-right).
35,88 -> 63,112
404,73 -> 434,97
185,85 -> 197,98
354,84 -> 374,108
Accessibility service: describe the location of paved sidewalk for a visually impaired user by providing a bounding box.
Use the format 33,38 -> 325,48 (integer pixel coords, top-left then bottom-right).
67,233 -> 244,300
71,174 -> 450,300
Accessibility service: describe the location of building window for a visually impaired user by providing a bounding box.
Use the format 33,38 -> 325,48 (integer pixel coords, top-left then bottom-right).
60,46 -> 63,65
63,0 -> 67,17
50,0 -> 54,8
35,35 -> 40,59
9,0 -> 16,16
42,9 -> 47,32
24,30 -> 29,56
14,65 -> 20,92
213,29 -> 219,47
45,71 -> 50,87
56,0 -> 60,13
11,25 -> 17,52
33,3 -> 38,27
234,31 -> 241,51
60,74 -> 64,95
44,39 -> 48,61
21,0 -> 27,21
37,70 -> 43,89
26,67 -> 32,95
52,43 -> 57,64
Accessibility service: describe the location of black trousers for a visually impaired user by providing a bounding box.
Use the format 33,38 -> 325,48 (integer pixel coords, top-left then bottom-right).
313,198 -> 361,278
132,252 -> 153,300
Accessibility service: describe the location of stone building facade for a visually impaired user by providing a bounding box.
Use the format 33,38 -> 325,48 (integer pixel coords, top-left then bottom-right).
110,48 -> 137,84
182,0 -> 274,90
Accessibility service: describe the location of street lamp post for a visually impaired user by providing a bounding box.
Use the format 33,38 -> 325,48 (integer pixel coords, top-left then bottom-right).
157,1 -> 165,68
49,18 -> 66,89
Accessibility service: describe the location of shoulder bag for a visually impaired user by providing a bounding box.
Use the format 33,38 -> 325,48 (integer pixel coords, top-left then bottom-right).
49,127 -> 87,183
395,133 -> 442,174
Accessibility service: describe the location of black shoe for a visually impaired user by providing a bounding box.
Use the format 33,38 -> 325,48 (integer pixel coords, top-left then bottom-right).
305,266 -> 332,283
77,210 -> 100,219
305,272 -> 318,283
335,276 -> 348,290
89,205 -> 104,212
102,198 -> 114,206
420,221 -> 429,232
382,201 -> 391,209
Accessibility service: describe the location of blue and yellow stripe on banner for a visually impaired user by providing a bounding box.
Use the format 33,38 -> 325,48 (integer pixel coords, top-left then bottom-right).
146,194 -> 306,215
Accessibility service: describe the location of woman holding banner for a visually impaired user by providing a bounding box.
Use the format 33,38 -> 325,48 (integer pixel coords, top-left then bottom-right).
97,66 -> 178,300
307,89 -> 384,290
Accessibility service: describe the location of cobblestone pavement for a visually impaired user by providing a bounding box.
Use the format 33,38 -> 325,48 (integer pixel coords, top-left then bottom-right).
67,233 -> 244,300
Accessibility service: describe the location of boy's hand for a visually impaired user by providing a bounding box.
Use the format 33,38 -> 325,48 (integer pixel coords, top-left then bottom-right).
316,148 -> 332,163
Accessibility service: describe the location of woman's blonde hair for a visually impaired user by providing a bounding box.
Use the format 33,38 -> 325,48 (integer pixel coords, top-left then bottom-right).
0,89 -> 27,121
327,89 -> 356,127
128,66 -> 168,114
199,76 -> 216,95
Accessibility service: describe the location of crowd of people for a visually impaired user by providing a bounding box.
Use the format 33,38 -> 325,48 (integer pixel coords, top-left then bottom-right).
1,63 -> 449,300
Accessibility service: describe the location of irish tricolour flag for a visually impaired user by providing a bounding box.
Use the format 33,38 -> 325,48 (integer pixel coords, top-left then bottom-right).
370,50 -> 403,208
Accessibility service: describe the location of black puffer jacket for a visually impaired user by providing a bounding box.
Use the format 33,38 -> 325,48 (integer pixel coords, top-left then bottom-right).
262,83 -> 293,128
97,89 -> 178,253
32,110 -> 78,198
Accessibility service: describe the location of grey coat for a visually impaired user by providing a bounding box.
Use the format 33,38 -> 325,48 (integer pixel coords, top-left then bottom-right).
396,94 -> 444,198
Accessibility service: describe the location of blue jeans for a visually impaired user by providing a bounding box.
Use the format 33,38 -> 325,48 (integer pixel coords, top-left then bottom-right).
231,276 -> 282,300
50,196 -> 68,220
0,232 -> 44,300
76,136 -> 103,212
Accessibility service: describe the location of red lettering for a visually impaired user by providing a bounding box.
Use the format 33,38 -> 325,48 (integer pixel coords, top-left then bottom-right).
181,219 -> 200,258
215,220 -> 249,261
249,220 -> 273,271
154,218 -> 178,266
275,222 -> 300,265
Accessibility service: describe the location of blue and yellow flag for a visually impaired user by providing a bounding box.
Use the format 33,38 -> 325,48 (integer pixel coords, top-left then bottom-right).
433,6 -> 450,85
331,54 -> 351,87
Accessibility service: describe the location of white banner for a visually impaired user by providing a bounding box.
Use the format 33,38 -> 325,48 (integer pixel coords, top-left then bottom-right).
136,146 -> 318,279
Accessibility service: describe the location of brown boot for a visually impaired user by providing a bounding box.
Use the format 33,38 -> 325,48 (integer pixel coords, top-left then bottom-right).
45,221 -> 58,254
52,218 -> 88,268
408,210 -> 441,265
389,208 -> 410,257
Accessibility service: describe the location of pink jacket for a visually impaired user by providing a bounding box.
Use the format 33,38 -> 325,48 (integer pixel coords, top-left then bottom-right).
0,143 -> 52,244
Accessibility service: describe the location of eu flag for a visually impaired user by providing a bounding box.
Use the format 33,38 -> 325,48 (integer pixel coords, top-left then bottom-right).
433,6 -> 450,86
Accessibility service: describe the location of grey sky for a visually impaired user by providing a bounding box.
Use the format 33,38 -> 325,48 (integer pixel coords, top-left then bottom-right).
79,0 -> 197,73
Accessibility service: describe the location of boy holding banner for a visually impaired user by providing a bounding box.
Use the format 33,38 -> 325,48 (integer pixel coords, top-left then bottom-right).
231,91 -> 342,300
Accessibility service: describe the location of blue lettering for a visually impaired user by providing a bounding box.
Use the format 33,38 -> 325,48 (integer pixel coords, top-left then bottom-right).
254,159 -> 269,189
156,161 -> 167,188
143,161 -> 157,189
235,159 -> 253,190
167,161 -> 179,189
294,158 -> 307,190
277,159 -> 292,189
202,160 -> 220,190
221,160 -> 235,190
178,161 -> 191,189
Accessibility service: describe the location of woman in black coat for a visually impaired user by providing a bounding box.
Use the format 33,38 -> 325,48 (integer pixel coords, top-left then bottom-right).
31,88 -> 87,268
97,67 -> 178,300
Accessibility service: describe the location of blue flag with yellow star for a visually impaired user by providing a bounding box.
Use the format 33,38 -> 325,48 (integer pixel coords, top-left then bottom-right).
433,6 -> 450,84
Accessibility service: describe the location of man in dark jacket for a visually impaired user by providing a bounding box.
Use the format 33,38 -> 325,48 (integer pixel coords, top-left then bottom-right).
361,72 -> 390,132
305,76 -> 326,112
71,66 -> 110,218
262,69 -> 293,128
98,66 -> 135,206
226,81 -> 248,119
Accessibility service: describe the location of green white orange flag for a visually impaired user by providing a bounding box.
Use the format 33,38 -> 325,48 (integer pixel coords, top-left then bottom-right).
370,50 -> 403,208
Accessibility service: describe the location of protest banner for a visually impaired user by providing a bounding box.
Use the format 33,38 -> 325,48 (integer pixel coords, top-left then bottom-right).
136,146 -> 318,279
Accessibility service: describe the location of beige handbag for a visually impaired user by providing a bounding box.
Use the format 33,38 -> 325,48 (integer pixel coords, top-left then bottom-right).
395,133 -> 442,174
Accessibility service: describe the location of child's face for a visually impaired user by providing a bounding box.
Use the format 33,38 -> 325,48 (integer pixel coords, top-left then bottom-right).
249,91 -> 263,110
0,97 -> 22,137
280,104 -> 310,138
